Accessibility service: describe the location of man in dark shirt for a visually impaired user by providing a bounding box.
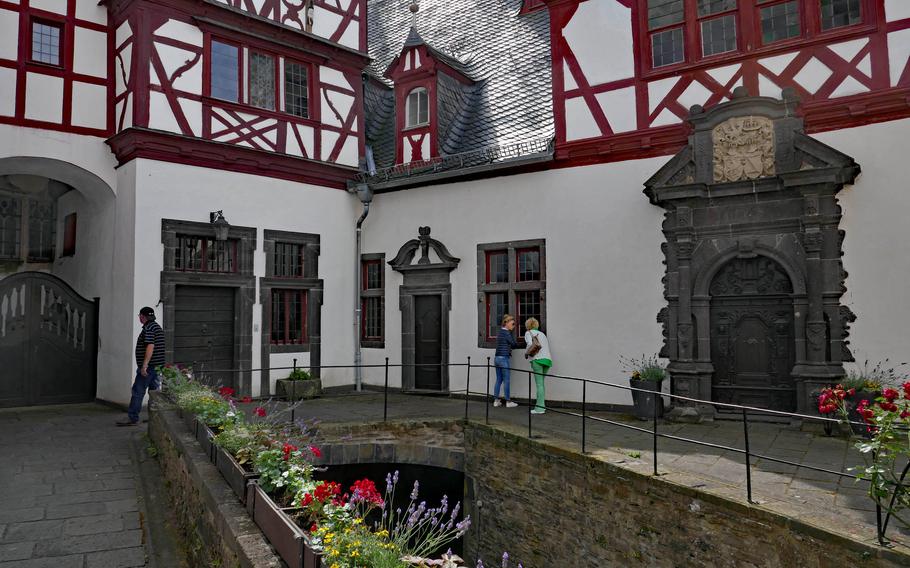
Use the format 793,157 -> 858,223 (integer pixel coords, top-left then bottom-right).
117,306 -> 166,426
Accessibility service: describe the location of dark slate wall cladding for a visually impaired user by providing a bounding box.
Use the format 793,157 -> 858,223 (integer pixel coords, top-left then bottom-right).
366,0 -> 553,167
364,77 -> 397,169
436,71 -> 479,156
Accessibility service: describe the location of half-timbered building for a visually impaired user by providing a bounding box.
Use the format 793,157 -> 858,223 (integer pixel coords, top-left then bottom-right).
1,0 -> 908,418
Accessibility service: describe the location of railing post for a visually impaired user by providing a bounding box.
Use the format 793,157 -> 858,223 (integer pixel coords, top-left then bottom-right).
383,357 -> 389,423
742,407 -> 753,504
293,358 -> 297,372
485,357 -> 491,425
464,357 -> 471,420
582,381 -> 587,454
528,369 -> 532,439
652,392 -> 659,477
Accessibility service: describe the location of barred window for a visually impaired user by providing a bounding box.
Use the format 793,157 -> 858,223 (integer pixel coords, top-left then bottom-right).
174,235 -> 237,273
0,196 -> 21,260
27,199 -> 56,262
819,0 -> 862,31
361,255 -> 385,347
284,60 -> 309,118
271,289 -> 307,345
477,240 -> 546,347
760,1 -> 801,44
273,241 -> 304,278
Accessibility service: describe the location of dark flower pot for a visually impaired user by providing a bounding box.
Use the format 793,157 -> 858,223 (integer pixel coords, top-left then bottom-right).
276,378 -> 322,401
249,484 -> 323,568
630,378 -> 664,421
847,390 -> 880,438
215,446 -> 258,505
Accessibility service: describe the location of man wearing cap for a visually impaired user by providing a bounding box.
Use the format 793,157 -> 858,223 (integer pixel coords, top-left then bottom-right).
117,307 -> 166,426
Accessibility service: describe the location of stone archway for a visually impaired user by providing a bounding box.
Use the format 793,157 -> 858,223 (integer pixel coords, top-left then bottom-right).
645,88 -> 861,417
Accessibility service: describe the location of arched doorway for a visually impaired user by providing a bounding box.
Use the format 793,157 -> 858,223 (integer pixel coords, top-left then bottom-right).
709,256 -> 796,412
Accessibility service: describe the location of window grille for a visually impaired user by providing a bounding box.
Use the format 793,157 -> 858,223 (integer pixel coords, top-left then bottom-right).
284,60 -> 309,118
31,20 -> 62,66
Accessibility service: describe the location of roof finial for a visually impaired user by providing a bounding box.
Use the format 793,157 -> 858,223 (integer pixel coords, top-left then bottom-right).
409,0 -> 420,29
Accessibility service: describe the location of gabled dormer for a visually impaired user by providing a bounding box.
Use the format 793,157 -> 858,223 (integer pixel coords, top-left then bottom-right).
384,26 -> 476,165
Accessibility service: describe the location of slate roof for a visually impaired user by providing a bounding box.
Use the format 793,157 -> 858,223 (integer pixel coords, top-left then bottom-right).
364,0 -> 554,171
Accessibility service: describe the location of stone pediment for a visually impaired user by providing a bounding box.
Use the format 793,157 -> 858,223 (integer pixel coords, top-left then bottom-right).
645,88 -> 860,204
389,226 -> 460,273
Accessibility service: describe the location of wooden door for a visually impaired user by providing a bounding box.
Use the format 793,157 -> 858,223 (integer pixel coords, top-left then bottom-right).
173,285 -> 236,389
414,294 -> 442,391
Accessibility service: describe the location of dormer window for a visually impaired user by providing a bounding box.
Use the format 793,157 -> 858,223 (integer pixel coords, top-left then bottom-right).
406,87 -> 429,127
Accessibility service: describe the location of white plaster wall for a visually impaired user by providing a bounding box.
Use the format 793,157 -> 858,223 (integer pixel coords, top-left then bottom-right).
563,0 -> 633,87
24,74 -> 64,124
816,118 -> 910,375
885,0 -> 910,22
0,67 -> 16,117
73,27 -> 108,78
362,159 -> 668,406
71,82 -> 108,130
0,7 -> 19,61
129,159 -> 360,398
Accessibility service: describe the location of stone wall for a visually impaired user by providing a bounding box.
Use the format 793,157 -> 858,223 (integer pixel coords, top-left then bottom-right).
148,393 -> 283,568
463,423 -> 908,568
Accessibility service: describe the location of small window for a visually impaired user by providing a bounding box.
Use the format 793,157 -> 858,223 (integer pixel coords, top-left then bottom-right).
651,27 -> 685,68
30,20 -> 62,66
760,1 -> 801,44
360,255 -> 385,346
249,52 -> 276,110
406,87 -> 429,127
28,199 -> 56,262
271,289 -> 307,344
819,0 -> 861,31
273,241 -> 304,278
284,60 -> 309,118
175,235 -> 237,273
62,213 -> 77,257
477,240 -> 546,347
211,40 -> 240,102
0,196 -> 22,260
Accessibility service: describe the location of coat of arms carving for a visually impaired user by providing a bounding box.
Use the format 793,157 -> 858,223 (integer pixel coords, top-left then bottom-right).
712,116 -> 775,182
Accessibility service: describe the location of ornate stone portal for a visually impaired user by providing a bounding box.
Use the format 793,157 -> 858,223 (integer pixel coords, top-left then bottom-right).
644,88 -> 860,417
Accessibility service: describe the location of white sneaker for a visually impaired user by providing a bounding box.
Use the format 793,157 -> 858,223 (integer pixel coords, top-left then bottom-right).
505,401 -> 518,408
493,399 -> 502,407
531,408 -> 545,414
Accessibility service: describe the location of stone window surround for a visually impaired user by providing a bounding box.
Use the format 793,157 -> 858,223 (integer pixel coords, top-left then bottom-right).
160,218 -> 257,395
476,239 -> 547,349
259,229 -> 322,394
360,252 -> 385,349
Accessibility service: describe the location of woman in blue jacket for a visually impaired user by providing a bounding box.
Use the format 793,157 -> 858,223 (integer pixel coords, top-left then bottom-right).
493,314 -> 518,408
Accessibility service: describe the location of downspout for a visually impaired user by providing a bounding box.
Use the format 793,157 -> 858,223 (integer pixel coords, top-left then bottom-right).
351,163 -> 375,391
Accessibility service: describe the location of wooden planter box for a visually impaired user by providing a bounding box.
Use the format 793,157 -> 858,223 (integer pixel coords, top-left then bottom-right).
248,484 -> 323,568
215,446 -> 258,505
182,412 -> 197,436
276,379 -> 322,401
195,423 -> 216,463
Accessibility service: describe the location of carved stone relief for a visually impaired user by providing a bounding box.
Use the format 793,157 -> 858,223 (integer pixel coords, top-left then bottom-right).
712,116 -> 775,183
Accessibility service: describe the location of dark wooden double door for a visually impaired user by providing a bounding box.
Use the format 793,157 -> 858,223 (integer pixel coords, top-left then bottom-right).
0,272 -> 98,407
173,285 -> 236,388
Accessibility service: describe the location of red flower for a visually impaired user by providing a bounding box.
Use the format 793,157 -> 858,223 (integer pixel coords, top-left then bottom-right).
900,410 -> 910,419
313,481 -> 341,502
240,396 -> 253,404
301,493 -> 314,507
218,386 -> 235,399
282,443 -> 298,460
254,407 -> 267,417
309,445 -> 322,458
310,523 -> 318,533
349,478 -> 383,506
883,388 -> 899,402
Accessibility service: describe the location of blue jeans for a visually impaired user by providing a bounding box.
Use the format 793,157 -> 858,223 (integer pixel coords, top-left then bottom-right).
127,366 -> 158,423
493,356 -> 511,400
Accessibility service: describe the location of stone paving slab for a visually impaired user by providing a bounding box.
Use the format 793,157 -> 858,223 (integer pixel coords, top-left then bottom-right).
0,404 -> 150,567
268,390 -> 910,552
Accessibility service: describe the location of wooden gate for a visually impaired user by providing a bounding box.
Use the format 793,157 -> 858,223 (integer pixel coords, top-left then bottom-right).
0,272 -> 98,407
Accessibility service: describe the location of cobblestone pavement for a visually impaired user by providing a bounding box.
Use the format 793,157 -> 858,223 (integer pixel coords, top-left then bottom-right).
0,404 -> 149,568
276,390 -> 910,552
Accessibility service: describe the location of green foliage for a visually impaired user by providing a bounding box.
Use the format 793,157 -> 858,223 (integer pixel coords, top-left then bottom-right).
620,354 -> 667,382
842,359 -> 907,392
287,368 -> 313,381
253,444 -> 316,502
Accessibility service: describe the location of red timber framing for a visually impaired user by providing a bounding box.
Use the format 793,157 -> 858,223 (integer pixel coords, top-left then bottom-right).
104,0 -> 368,187
385,42 -> 475,164
213,0 -> 366,53
0,0 -> 113,137
544,0 -> 910,168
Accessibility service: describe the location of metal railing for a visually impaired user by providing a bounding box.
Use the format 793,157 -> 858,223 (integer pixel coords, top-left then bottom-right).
175,358 -> 903,545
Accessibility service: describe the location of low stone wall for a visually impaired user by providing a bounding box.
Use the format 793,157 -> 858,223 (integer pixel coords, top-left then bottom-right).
463,423 -> 909,568
147,393 -> 283,568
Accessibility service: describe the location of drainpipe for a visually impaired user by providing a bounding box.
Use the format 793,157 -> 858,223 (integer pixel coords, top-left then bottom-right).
352,180 -> 373,391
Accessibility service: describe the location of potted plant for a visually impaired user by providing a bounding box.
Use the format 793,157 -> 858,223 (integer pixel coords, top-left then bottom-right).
621,354 -> 667,420
276,368 -> 321,401
837,359 -> 902,436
